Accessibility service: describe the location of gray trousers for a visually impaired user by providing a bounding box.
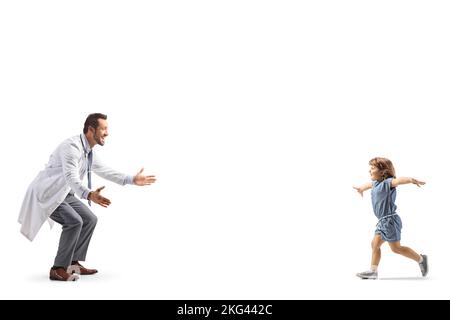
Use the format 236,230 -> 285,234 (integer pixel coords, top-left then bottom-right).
50,194 -> 98,268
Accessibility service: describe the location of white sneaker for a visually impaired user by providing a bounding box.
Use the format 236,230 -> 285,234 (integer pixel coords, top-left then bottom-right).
419,254 -> 428,277
356,270 -> 378,279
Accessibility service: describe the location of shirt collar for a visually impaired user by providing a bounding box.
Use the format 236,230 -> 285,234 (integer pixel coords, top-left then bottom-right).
80,133 -> 92,154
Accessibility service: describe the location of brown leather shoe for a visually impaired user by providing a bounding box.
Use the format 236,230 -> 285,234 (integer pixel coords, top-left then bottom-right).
68,261 -> 98,275
49,267 -> 79,281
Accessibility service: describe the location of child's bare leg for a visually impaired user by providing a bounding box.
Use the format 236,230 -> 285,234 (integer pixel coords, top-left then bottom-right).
388,241 -> 421,262
371,234 -> 384,267
356,235 -> 384,279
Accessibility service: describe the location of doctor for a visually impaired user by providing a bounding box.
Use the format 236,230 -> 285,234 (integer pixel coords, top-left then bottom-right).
18,113 -> 156,281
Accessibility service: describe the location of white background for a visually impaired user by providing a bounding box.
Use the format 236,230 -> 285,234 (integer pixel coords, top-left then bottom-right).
1,1 -> 449,299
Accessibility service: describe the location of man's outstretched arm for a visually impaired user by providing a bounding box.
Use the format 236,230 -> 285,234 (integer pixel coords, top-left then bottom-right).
92,154 -> 156,186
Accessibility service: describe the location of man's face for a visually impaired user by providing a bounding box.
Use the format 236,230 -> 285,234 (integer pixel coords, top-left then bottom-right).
92,119 -> 109,146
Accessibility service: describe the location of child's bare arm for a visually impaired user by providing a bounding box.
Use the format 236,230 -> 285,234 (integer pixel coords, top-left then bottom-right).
353,182 -> 372,197
391,177 -> 426,188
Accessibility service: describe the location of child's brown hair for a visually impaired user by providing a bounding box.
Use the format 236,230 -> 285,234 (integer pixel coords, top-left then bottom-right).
369,157 -> 396,180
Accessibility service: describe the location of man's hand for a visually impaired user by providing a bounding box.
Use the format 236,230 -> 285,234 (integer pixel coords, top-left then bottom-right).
88,186 -> 111,208
133,168 -> 157,186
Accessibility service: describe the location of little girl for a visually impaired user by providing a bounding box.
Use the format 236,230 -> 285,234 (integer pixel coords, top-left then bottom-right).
353,157 -> 428,279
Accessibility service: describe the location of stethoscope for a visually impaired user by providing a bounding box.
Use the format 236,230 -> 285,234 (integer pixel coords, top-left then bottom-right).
80,134 -> 89,157
80,135 -> 92,176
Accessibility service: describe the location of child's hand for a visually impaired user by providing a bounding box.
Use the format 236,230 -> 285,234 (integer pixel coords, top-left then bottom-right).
353,186 -> 364,197
411,178 -> 426,187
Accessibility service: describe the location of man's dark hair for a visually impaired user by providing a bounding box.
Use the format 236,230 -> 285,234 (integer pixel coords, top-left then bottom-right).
83,113 -> 107,134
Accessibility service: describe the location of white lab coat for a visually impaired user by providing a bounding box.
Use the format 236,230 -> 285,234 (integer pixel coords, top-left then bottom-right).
18,134 -> 132,241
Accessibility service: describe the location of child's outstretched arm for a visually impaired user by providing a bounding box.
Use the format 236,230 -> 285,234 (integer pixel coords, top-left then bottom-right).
353,182 -> 372,197
391,177 -> 426,188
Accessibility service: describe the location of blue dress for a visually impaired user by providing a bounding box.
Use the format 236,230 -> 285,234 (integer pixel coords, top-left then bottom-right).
371,177 -> 402,242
